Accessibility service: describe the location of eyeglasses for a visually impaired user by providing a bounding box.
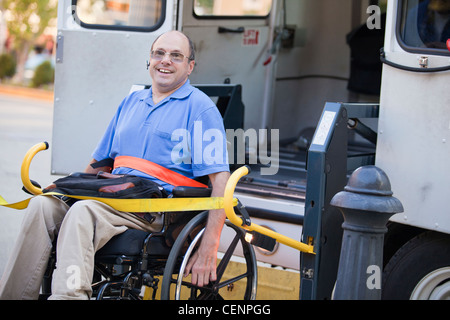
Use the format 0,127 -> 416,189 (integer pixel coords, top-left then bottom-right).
150,50 -> 191,63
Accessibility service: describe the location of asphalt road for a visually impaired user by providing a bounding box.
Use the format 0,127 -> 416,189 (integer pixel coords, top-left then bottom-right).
0,93 -> 56,276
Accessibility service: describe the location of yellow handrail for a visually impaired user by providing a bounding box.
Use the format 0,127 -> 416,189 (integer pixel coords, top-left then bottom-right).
21,141 -> 48,195
19,143 -> 315,254
17,142 -> 237,213
224,166 -> 315,254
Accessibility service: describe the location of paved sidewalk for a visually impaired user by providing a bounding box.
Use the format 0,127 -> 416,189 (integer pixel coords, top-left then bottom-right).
0,92 -> 55,276
0,84 -> 54,102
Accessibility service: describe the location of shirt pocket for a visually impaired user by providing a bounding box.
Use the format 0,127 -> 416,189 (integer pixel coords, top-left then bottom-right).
152,108 -> 190,140
152,123 -> 192,166
153,127 -> 173,139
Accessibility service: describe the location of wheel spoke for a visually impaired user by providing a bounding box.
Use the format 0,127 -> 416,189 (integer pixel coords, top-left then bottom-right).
161,214 -> 257,300
215,272 -> 250,289
216,232 -> 241,282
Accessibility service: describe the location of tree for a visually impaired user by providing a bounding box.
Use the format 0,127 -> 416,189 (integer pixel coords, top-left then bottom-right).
0,53 -> 16,79
2,0 -> 57,83
31,60 -> 53,87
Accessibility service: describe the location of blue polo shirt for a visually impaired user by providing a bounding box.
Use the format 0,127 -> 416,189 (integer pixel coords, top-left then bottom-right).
92,80 -> 229,191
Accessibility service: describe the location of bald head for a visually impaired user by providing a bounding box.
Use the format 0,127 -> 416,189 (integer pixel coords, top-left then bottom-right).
151,31 -> 195,61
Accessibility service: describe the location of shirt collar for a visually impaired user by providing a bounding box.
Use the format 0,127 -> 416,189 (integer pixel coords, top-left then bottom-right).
143,79 -> 193,106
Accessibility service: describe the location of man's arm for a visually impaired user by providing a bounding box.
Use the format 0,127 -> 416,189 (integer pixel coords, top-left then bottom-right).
184,170 -> 230,287
84,159 -> 112,174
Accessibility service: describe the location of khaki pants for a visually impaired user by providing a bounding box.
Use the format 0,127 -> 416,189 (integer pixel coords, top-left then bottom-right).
0,195 -> 162,300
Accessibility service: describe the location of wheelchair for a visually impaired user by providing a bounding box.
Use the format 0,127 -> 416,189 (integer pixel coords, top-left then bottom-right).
21,143 -> 258,300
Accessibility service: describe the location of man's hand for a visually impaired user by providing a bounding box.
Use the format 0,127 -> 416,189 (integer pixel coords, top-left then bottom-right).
184,236 -> 219,287
84,159 -> 112,174
183,171 -> 230,287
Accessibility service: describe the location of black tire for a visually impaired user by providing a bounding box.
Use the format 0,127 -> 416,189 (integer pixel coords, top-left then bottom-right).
160,213 -> 257,300
382,231 -> 450,300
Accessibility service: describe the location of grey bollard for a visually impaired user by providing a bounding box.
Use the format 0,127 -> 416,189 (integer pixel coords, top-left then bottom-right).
330,165 -> 403,300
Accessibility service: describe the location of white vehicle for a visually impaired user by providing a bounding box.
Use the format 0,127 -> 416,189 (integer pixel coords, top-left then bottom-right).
51,0 -> 450,299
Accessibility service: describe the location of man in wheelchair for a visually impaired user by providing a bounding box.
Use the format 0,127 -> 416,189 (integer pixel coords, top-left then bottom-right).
0,30 -> 230,300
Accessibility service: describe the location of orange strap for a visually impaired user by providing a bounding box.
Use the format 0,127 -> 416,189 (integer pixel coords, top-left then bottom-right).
113,155 -> 208,188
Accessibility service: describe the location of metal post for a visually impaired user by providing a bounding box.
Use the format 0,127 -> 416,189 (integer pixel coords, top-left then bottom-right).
330,165 -> 403,300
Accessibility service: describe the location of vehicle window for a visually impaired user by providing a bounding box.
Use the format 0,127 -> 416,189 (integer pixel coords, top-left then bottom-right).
74,0 -> 164,31
399,0 -> 450,50
194,0 -> 271,18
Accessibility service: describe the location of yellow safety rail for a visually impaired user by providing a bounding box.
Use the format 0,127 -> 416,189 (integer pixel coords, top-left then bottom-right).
21,141 -> 48,195
7,142 -> 315,254
2,142 -> 236,212
224,166 -> 315,254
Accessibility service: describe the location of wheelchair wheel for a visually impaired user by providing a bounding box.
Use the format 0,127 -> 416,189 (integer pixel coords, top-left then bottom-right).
160,211 -> 258,300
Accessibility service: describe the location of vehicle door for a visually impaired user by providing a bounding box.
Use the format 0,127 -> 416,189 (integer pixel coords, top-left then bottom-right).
375,0 -> 450,232
181,0 -> 276,132
52,0 -> 174,174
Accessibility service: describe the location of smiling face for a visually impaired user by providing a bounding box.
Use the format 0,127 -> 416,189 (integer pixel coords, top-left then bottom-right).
149,31 -> 195,100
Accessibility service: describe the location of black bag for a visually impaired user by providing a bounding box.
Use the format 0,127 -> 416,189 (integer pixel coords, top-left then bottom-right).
43,172 -> 168,204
